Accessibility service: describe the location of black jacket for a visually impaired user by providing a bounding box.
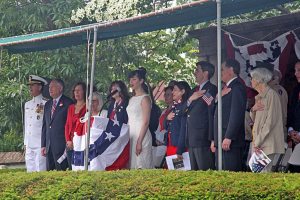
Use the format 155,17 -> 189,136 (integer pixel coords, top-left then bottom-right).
212,78 -> 247,148
185,81 -> 217,147
287,83 -> 300,131
41,95 -> 73,155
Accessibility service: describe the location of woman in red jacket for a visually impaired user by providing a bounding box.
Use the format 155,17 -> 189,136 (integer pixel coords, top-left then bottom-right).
65,82 -> 87,170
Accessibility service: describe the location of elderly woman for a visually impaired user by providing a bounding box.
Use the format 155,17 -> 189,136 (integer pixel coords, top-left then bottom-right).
72,91 -> 107,171
250,67 -> 285,172
74,92 -> 107,137
90,92 -> 107,117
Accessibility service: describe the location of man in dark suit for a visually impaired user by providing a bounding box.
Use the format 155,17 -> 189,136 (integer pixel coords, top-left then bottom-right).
185,61 -> 217,170
41,79 -> 73,171
211,59 -> 247,171
287,61 -> 300,172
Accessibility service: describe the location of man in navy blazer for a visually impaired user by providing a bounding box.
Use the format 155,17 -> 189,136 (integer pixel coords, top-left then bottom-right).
185,61 -> 217,170
41,79 -> 73,171
211,59 -> 247,171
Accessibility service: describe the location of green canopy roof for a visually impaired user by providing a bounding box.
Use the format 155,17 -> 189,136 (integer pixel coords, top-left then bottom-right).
0,0 -> 295,53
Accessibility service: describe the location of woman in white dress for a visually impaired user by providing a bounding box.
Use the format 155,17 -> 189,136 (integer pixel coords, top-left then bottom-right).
127,68 -> 153,169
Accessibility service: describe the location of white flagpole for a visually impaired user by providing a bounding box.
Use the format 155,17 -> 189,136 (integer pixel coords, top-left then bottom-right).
216,0 -> 222,171
85,27 -> 98,170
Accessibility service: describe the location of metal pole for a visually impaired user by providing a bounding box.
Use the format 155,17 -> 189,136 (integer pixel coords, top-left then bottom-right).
84,27 -> 98,170
216,0 -> 222,171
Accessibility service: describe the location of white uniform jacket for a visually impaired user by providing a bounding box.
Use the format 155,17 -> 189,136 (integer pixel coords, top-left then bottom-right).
24,94 -> 48,148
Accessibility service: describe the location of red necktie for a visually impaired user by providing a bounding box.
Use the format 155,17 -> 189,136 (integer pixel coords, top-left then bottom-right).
51,99 -> 57,118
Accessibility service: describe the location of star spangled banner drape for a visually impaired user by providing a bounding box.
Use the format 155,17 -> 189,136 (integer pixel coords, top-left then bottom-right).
224,31 -> 300,87
72,116 -> 129,171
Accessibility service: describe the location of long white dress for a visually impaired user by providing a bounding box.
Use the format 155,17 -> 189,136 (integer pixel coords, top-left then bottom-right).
126,94 -> 153,169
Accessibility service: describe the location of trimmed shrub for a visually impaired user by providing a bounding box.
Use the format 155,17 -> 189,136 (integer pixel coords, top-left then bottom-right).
0,169 -> 299,199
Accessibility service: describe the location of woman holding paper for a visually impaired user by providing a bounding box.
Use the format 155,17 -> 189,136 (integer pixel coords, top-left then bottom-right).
165,81 -> 191,158
250,67 -> 285,172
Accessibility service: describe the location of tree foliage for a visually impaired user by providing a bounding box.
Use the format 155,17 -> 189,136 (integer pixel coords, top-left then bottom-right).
0,0 -> 86,137
0,0 -> 299,149
0,0 -> 198,143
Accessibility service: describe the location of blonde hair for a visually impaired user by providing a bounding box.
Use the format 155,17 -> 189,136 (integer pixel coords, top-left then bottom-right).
90,91 -> 104,111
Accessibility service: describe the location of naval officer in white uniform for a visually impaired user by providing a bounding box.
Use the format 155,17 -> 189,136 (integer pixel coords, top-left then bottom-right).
24,75 -> 48,172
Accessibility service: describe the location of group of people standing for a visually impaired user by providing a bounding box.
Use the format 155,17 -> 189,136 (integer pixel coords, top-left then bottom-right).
24,68 -> 155,171
23,59 -> 300,173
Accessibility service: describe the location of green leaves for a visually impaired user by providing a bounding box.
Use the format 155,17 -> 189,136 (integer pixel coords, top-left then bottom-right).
0,170 -> 300,199
2,0 -> 298,144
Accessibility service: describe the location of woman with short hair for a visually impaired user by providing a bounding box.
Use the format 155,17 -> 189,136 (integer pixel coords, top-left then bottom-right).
90,91 -> 107,117
250,67 -> 285,172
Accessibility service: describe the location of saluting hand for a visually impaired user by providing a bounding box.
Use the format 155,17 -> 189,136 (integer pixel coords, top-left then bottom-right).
251,100 -> 264,112
189,90 -> 206,103
167,112 -> 175,120
216,87 -> 231,100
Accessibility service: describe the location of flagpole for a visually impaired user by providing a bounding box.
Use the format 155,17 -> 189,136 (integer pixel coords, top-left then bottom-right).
85,27 -> 98,170
216,0 -> 222,171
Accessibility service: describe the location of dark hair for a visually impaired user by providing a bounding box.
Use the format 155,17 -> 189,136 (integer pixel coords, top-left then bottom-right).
173,81 -> 191,102
224,59 -> 240,75
51,78 -> 65,91
168,80 -> 177,87
164,85 -> 173,93
128,67 -> 149,94
72,82 -> 87,102
196,61 -> 215,79
109,80 -> 130,102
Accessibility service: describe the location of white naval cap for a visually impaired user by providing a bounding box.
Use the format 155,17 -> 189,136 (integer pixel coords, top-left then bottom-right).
27,75 -> 48,85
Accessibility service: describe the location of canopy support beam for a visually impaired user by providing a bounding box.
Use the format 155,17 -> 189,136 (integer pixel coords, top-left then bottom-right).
216,0 -> 222,171
85,27 -> 98,170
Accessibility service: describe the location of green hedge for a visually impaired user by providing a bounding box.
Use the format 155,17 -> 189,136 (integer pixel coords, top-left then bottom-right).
0,170 -> 299,199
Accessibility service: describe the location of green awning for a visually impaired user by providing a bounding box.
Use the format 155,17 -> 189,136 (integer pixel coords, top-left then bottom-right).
0,0 -> 295,53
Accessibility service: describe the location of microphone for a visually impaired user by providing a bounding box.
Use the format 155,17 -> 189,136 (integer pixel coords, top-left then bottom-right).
107,87 -> 121,98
